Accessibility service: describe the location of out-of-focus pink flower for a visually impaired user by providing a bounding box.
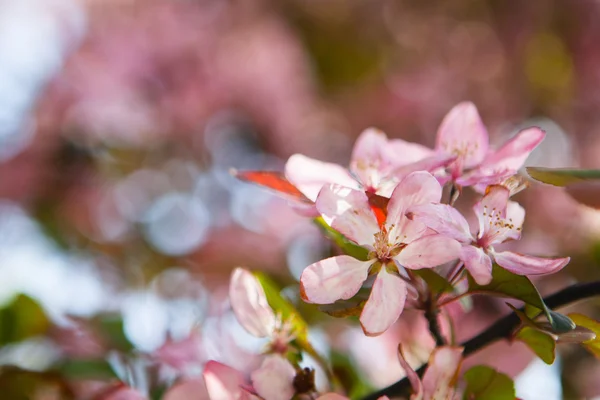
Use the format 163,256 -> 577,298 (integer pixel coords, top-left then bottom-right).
398,346 -> 463,400
154,331 -> 204,372
285,128 -> 454,200
410,185 -> 570,284
229,268 -> 295,353
434,102 -> 546,188
203,356 -> 295,400
300,172 -> 461,336
104,387 -> 148,400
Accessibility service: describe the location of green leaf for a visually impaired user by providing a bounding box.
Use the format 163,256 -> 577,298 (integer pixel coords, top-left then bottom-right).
526,167 -> 600,186
462,366 -> 515,400
313,217 -> 369,261
55,358 -> 117,380
468,265 -> 575,333
318,299 -> 364,318
516,327 -> 556,364
91,314 -> 135,352
330,351 -> 374,399
0,295 -> 50,345
413,269 -> 454,296
568,313 -> 600,358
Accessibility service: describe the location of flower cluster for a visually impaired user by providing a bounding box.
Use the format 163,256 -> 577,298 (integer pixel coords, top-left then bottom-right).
210,102 -> 573,399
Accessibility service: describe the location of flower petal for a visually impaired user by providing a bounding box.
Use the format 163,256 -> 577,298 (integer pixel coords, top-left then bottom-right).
316,184 -> 380,247
395,235 -> 461,270
251,355 -> 295,400
421,347 -> 463,400
229,268 -> 276,338
460,245 -> 492,285
386,172 -> 443,244
474,185 -> 512,246
493,251 -> 570,275
480,127 -> 545,171
300,255 -> 373,304
397,345 -> 423,400
203,361 -> 246,400
285,154 -> 359,202
360,269 -> 406,336
408,204 -> 472,244
350,128 -> 392,190
435,102 -> 489,170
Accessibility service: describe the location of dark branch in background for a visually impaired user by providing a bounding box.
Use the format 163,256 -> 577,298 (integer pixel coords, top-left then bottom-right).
424,298 -> 445,347
361,280 -> 600,400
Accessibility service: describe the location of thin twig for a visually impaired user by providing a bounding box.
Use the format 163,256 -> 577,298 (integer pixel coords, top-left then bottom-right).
360,280 -> 600,400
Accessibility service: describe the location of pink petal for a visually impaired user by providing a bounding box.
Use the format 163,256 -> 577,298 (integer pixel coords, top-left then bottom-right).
392,153 -> 457,179
394,235 -> 461,270
435,102 -> 489,171
300,255 -> 373,304
164,378 -> 209,400
480,127 -> 546,171
493,251 -> 570,275
285,154 -> 358,201
316,395 -> 350,400
229,268 -> 275,338
408,204 -> 472,244
460,245 -> 492,285
251,355 -> 295,400
474,185 -> 511,245
350,128 -> 391,190
388,137 -> 436,164
360,269 -> 406,336
397,345 -> 423,400
105,388 -> 148,400
316,184 -> 379,247
456,168 -> 516,189
421,347 -> 463,400
504,201 -> 525,241
203,361 -> 246,400
386,172 -> 443,244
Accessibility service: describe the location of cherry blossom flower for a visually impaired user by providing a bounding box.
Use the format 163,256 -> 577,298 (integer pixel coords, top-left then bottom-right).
409,185 -> 570,285
398,345 -> 464,400
229,267 -> 295,353
285,128 -> 454,200
300,171 -> 461,336
434,102 -> 546,189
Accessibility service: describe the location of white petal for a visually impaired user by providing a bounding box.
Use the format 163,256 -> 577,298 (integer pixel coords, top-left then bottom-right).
316,184 -> 379,247
229,268 -> 275,338
300,256 -> 373,304
360,269 -> 406,336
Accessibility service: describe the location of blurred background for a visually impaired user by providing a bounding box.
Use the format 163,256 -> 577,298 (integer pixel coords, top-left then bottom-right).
1,0 -> 600,398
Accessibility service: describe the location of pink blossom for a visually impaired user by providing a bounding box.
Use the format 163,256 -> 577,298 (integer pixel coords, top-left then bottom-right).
285,128 -> 454,200
410,185 -> 570,285
435,102 -> 546,188
203,356 -> 295,400
229,268 -> 295,353
300,172 -> 461,336
398,345 -> 463,400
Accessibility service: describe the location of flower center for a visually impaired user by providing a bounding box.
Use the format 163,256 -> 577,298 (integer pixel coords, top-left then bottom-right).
478,204 -> 521,247
371,225 -> 405,262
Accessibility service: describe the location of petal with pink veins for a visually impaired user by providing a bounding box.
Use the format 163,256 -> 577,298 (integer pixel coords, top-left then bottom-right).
300,256 -> 374,304
360,268 -> 407,336
435,102 -> 489,171
316,184 -> 379,247
395,235 -> 461,270
460,245 -> 492,285
421,347 -> 463,400
229,268 -> 275,338
493,251 -> 570,276
251,355 -> 296,400
285,154 -> 358,201
480,127 -> 545,171
474,186 -> 510,245
408,204 -> 472,244
455,167 -> 515,189
203,361 -> 247,400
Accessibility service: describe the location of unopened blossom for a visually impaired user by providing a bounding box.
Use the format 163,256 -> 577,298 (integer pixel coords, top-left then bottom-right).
300,171 -> 461,336
434,102 -> 546,188
409,185 -> 570,285
398,345 -> 464,400
285,128 -> 454,200
229,267 -> 295,353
